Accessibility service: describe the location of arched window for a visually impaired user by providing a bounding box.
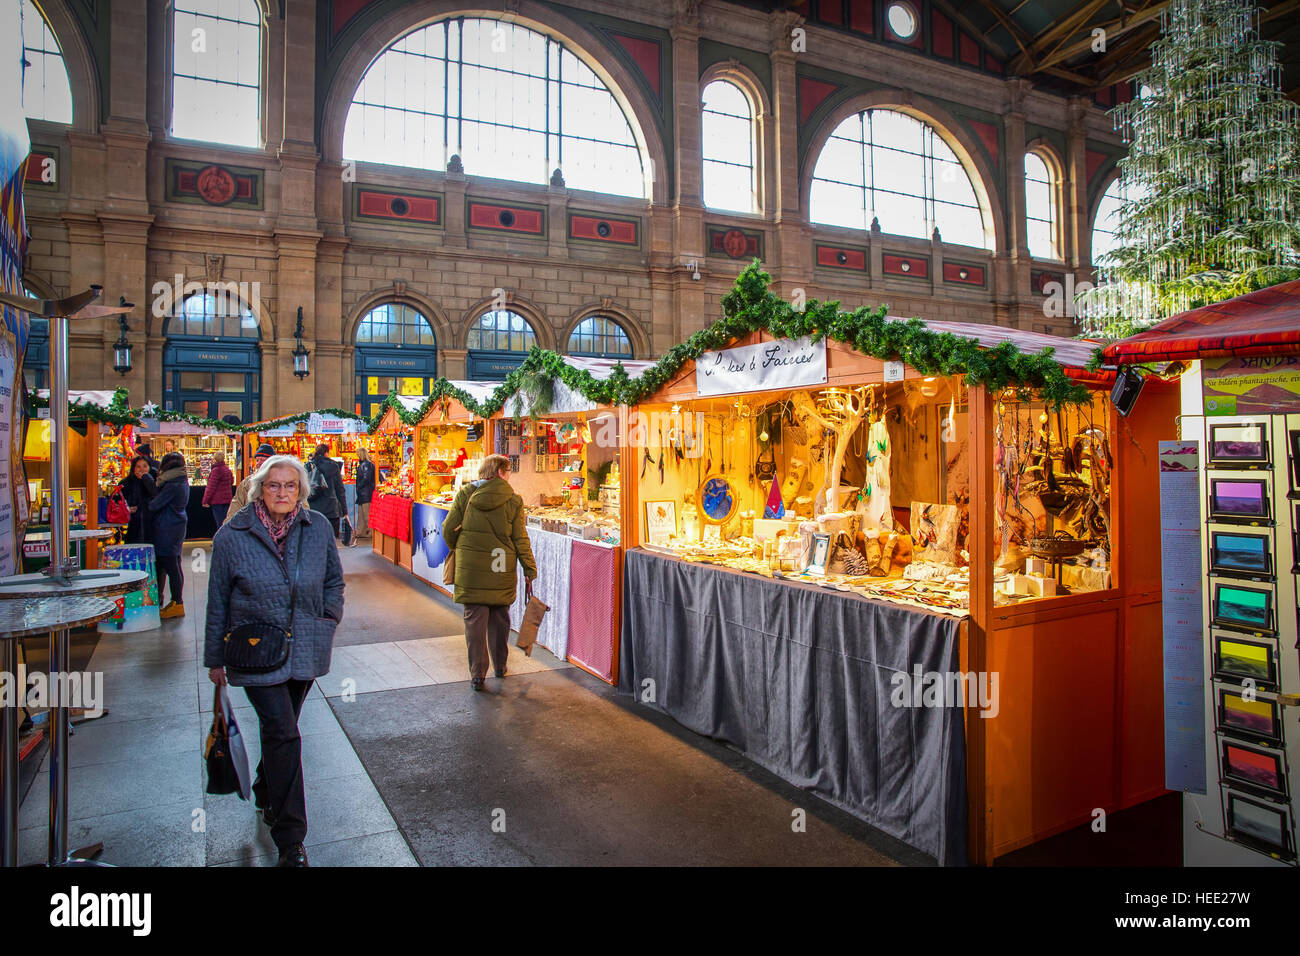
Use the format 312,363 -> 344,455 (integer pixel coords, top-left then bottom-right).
466,309 -> 538,379
171,0 -> 262,148
810,109 -> 990,249
344,18 -> 644,197
163,292 -> 261,422
567,316 -> 632,359
20,0 -> 73,123
1024,151 -> 1059,260
354,303 -> 438,417
702,79 -> 756,213
1091,176 -> 1136,267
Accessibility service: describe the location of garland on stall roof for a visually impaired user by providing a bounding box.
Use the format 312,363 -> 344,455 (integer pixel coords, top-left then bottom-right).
245,407 -> 371,434
365,378 -> 489,432
26,387 -> 243,432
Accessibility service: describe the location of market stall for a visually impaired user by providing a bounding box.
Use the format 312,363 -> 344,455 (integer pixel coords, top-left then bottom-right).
24,390 -> 109,570
617,264 -> 1178,864
487,356 -> 652,681
129,420 -> 241,539
405,381 -> 499,584
1105,280 -> 1300,868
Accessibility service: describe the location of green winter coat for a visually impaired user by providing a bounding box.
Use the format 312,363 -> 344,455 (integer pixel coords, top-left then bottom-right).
443,477 -> 537,606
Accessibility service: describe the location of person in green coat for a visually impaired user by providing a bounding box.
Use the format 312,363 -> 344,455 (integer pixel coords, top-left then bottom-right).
443,454 -> 538,691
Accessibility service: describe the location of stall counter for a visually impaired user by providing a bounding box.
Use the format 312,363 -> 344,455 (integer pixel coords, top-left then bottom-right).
369,492 -> 413,569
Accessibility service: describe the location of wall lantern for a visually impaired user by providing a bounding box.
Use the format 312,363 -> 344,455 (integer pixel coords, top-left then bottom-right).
112,297 -> 133,375
292,306 -> 310,380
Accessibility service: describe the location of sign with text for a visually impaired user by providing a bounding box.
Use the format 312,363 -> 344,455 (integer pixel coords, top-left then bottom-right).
1203,355 -> 1300,416
696,337 -> 827,397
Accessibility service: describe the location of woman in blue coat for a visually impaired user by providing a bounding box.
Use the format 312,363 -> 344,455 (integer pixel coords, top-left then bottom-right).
148,451 -> 190,618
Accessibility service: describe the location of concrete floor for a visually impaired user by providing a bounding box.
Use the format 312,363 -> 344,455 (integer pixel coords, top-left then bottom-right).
14,539 -> 925,866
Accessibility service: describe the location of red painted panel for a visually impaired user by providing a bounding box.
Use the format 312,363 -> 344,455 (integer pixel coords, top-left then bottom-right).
332,0 -> 374,38
359,190 -> 440,223
816,245 -> 866,270
848,0 -> 873,33
1086,150 -> 1109,185
943,262 -> 984,285
1114,82 -> 1133,104
986,54 -> 1003,73
883,253 -> 928,278
969,119 -> 999,167
23,151 -> 54,183
1094,87 -> 1113,107
469,202 -> 544,234
611,33 -> 661,98
799,77 -> 840,126
959,33 -> 980,66
570,214 -> 638,244
931,9 -> 953,58
819,0 -> 844,26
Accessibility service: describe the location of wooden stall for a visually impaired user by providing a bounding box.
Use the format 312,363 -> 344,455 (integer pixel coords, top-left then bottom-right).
623,325 -> 1177,864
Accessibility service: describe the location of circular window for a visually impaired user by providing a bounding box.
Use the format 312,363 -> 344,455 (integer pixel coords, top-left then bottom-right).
596,221 -> 612,238
389,197 -> 409,216
836,250 -> 848,265
498,209 -> 516,227
886,2 -> 918,40
900,260 -> 911,272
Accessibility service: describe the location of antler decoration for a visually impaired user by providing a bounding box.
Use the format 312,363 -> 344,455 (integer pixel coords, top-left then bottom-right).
794,386 -> 871,515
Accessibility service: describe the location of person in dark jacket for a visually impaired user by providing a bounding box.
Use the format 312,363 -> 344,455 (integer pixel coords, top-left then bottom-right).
353,447 -> 376,540
202,452 -> 235,527
442,454 -> 537,691
119,455 -> 156,544
134,443 -> 160,478
306,443 -> 347,538
148,451 -> 190,618
205,454 -> 345,868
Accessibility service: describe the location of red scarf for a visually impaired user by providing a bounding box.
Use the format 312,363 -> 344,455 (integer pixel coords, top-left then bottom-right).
253,500 -> 301,557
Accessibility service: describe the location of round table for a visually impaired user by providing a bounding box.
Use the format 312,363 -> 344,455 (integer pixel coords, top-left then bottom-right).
0,597 -> 116,868
0,568 -> 146,867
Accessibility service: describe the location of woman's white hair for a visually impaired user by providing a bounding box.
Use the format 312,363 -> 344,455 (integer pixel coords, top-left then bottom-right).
246,454 -> 311,506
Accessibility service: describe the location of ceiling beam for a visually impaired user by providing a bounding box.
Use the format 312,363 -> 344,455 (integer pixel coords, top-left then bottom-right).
1035,1 -> 1170,72
1042,65 -> 1104,86
1010,0 -> 1111,73
1088,25 -> 1160,85
930,0 -> 1020,63
970,0 -> 1036,65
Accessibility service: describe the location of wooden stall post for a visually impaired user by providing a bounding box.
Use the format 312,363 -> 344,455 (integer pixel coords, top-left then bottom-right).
966,384 -> 994,865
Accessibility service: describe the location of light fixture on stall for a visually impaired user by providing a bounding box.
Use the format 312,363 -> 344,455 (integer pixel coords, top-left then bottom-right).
919,377 -> 939,398
111,298 -> 134,375
292,306 -> 311,380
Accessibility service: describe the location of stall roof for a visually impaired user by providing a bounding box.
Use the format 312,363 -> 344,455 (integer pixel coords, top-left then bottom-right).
37,388 -> 119,409
495,356 -> 656,415
1102,280 -> 1300,365
913,319 -> 1105,374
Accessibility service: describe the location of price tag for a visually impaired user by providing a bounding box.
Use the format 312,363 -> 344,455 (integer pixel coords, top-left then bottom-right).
883,361 -> 905,382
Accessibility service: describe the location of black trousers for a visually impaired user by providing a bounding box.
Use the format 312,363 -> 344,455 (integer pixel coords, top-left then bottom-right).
244,679 -> 313,850
155,555 -> 183,605
463,604 -> 510,680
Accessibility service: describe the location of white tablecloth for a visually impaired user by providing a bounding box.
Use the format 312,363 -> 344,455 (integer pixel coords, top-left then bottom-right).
509,527 -> 572,659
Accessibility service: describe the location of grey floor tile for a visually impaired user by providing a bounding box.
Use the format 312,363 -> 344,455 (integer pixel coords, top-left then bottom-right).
18,798 -> 207,867
19,747 -> 204,828
213,829 -> 416,867
59,711 -> 200,769
319,643 -> 435,697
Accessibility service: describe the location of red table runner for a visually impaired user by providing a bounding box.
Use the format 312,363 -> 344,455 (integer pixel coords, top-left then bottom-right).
369,493 -> 413,542
566,541 -> 618,681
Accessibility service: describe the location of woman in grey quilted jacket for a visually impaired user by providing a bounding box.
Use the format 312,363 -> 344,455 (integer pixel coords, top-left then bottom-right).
204,454 -> 345,868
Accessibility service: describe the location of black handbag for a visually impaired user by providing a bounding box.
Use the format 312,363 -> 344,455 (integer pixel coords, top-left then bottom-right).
222,524 -> 304,673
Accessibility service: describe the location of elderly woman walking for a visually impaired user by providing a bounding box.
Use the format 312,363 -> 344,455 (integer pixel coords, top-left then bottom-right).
205,454 -> 345,867
442,454 -> 537,691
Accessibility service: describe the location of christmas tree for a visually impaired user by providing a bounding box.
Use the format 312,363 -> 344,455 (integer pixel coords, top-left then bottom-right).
1078,0 -> 1300,338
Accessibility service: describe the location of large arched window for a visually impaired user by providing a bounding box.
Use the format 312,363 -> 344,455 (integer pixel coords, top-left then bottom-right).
20,0 -> 73,123
163,292 -> 261,423
567,315 -> 632,359
1024,151 -> 1059,260
354,303 -> 438,417
171,0 -> 262,148
702,79 -> 756,213
344,18 -> 644,197
1092,175 -> 1147,267
466,309 -> 538,380
810,109 -> 990,249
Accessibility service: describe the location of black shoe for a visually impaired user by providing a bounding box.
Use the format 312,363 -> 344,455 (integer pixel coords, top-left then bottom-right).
471,678 -> 485,691
276,843 -> 309,867
494,669 -> 506,678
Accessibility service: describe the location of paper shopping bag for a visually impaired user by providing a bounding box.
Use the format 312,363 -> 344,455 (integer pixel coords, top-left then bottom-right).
516,595 -> 549,657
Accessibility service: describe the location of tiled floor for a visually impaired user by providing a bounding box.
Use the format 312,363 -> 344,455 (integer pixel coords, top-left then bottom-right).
14,540 -> 568,867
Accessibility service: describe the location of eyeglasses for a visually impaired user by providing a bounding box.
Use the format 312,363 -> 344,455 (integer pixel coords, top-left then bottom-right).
265,482 -> 298,494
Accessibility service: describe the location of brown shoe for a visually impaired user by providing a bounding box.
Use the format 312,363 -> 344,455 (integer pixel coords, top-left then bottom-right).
159,601 -> 185,619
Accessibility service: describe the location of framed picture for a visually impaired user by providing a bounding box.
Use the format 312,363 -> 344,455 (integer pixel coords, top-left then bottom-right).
1216,684 -> 1282,745
1207,422 -> 1269,468
1289,430 -> 1300,493
1208,477 -> 1271,523
1220,739 -> 1288,798
1212,633 -> 1278,688
1223,789 -> 1293,860
1208,528 -> 1272,577
805,532 -> 831,576
643,500 -> 677,545
1211,580 -> 1274,633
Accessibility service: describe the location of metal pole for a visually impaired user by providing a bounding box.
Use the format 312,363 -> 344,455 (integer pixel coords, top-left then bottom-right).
0,636 -> 17,867
47,312 -> 70,865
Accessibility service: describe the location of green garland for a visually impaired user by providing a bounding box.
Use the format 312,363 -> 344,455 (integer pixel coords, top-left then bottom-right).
248,407 -> 371,434
27,386 -> 244,432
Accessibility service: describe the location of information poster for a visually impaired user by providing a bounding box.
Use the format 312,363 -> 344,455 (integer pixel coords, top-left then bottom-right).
410,501 -> 451,588
1203,355 -> 1300,415
1159,440 -> 1206,794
